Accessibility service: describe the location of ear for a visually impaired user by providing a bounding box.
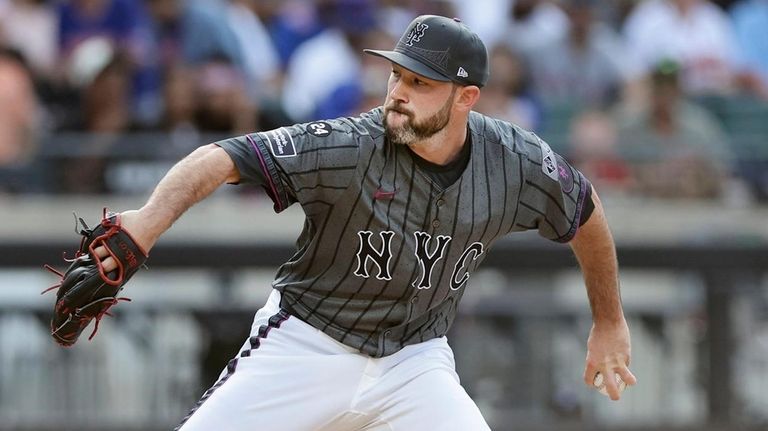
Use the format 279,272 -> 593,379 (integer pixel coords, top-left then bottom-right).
455,85 -> 481,112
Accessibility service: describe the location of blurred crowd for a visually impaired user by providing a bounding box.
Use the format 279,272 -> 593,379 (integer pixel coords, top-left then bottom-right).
0,0 -> 767,201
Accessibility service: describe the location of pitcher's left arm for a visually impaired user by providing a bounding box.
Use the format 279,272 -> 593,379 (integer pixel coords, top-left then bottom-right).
569,187 -> 637,400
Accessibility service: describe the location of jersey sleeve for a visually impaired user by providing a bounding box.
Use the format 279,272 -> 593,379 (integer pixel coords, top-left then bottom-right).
214,120 -> 361,213
514,132 -> 592,243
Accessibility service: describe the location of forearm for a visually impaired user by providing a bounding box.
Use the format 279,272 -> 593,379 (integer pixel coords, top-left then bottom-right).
569,188 -> 624,325
136,144 -> 238,248
571,189 -> 636,398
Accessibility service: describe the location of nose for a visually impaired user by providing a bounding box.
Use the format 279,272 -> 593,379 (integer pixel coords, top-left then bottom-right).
388,78 -> 408,104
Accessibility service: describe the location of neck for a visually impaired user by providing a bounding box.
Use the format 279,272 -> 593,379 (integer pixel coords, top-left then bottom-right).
407,118 -> 469,166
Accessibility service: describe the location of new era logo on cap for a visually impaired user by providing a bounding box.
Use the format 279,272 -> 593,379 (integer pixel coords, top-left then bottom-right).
457,67 -> 468,78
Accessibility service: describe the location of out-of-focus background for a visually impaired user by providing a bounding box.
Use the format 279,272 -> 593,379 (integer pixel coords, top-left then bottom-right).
0,0 -> 767,430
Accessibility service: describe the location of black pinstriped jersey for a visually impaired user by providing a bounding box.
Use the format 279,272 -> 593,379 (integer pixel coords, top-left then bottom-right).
216,107 -> 592,357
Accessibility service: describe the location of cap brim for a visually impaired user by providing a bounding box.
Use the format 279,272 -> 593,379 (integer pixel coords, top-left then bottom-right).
364,49 -> 451,82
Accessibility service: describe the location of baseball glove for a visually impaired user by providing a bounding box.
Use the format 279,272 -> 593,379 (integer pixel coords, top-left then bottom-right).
43,209 -> 148,346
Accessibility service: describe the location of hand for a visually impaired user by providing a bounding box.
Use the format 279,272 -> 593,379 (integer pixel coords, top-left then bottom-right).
93,209 -> 155,272
583,319 -> 637,400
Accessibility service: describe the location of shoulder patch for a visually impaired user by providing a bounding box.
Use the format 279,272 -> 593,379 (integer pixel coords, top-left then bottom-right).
538,138 -> 559,182
556,154 -> 575,193
265,128 -> 297,158
306,121 -> 332,137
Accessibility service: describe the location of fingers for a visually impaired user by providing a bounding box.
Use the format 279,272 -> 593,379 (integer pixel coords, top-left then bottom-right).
101,257 -> 117,273
92,245 -> 118,272
616,367 -> 638,387
601,370 -> 622,401
585,363 -> 637,401
583,362 -> 599,386
94,245 -> 109,259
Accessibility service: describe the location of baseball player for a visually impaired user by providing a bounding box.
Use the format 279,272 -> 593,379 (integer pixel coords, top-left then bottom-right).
89,14 -> 636,430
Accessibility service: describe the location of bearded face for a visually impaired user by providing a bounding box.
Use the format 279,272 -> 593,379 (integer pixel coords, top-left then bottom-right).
383,86 -> 456,147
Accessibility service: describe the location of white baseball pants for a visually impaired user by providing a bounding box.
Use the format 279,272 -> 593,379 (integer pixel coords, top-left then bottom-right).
175,290 -> 491,430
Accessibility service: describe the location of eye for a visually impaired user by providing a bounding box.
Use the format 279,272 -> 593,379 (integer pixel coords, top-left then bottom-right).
413,77 -> 425,86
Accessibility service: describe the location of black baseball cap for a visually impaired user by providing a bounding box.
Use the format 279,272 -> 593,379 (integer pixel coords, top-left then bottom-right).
364,15 -> 490,88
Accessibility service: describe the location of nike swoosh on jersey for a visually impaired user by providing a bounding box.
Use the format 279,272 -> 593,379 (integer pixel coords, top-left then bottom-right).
374,188 -> 397,200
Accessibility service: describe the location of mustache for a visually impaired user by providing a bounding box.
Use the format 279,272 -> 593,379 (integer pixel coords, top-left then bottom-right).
384,104 -> 413,118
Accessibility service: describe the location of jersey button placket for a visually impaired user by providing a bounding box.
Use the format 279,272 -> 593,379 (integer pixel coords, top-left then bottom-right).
432,195 -> 444,229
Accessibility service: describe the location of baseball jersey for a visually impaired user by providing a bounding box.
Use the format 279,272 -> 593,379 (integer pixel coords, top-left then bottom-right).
215,108 -> 591,357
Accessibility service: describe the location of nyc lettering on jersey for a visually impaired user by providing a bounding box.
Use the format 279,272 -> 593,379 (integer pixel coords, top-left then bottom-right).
354,230 -> 484,291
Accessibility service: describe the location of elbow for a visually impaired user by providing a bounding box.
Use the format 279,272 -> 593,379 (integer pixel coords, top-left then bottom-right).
189,143 -> 241,185
193,143 -> 225,157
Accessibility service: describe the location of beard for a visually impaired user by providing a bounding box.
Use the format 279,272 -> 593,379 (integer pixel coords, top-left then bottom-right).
383,87 -> 456,147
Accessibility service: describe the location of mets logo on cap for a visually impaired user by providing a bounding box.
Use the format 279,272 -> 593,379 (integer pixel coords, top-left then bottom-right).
405,22 -> 429,46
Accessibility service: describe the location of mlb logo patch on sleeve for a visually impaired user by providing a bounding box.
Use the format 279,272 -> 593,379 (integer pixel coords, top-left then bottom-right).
266,128 -> 297,158
538,139 -> 559,182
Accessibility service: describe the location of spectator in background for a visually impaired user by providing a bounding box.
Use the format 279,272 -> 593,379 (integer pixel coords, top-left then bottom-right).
356,27 -> 397,113
614,60 -> 731,199
159,59 -> 258,137
193,58 -> 257,134
265,0 -> 325,67
0,0 -> 57,83
225,0 -> 281,103
568,110 -> 631,194
224,0 -> 288,130
281,0 -> 376,122
0,48 -> 43,194
142,0 -> 252,129
474,44 -> 540,130
410,0 -> 458,16
499,0 -> 569,59
57,0 -> 158,126
81,46 -> 133,133
60,39 -> 133,193
376,0 -> 418,42
527,0 -> 631,108
58,0 -> 145,61
161,65 -> 197,134
143,0 -> 243,68
623,0 -> 745,97
377,0 -> 461,42
56,36 -> 132,131
730,0 -> 768,98
450,0 -> 511,49
0,48 -> 38,167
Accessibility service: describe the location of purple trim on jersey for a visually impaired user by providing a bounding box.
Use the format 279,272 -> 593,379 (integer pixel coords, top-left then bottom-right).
556,172 -> 591,243
173,310 -> 290,430
247,134 -> 284,213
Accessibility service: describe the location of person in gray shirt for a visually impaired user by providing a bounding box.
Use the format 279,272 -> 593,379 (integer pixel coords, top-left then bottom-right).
92,14 -> 636,431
